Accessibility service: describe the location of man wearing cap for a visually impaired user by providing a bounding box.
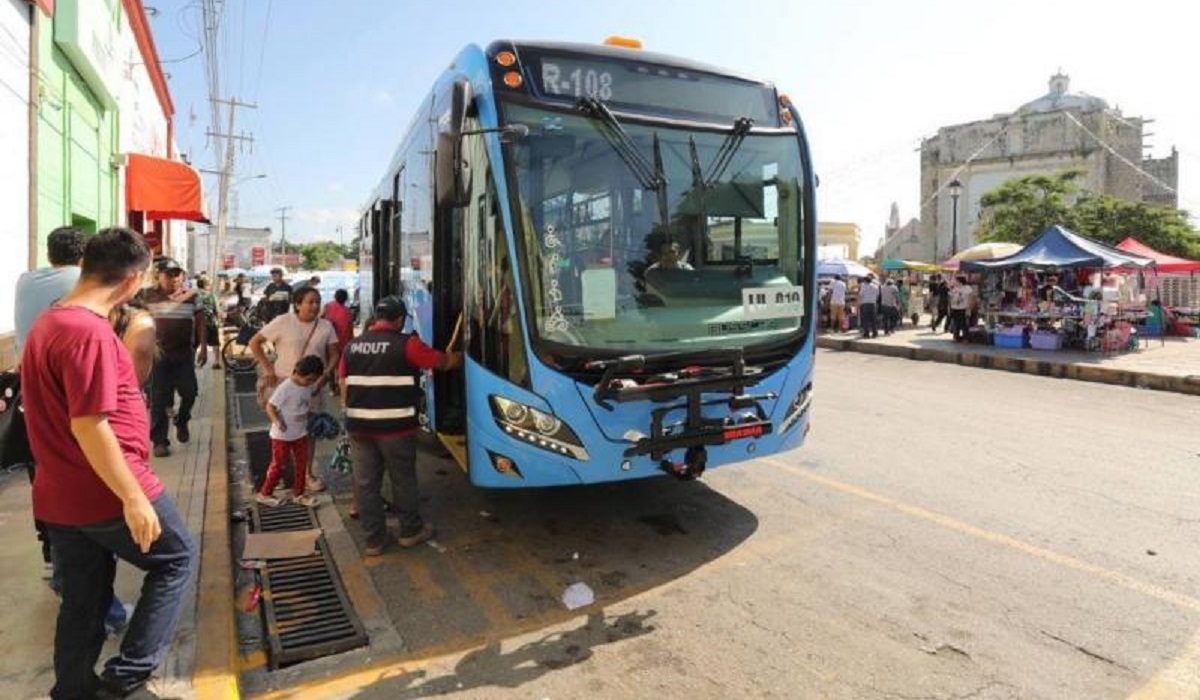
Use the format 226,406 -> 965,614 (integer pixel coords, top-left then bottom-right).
339,295 -> 462,557
259,267 -> 293,324
141,257 -> 207,458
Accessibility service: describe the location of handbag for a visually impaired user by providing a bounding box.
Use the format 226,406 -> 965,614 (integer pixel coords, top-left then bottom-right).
0,371 -> 34,468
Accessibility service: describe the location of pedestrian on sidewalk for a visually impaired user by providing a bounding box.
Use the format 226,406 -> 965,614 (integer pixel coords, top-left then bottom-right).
20,227 -> 196,700
322,288 -> 354,391
880,278 -> 900,335
949,275 -> 974,342
931,274 -> 950,332
142,257 -> 207,458
257,355 -> 326,508
13,226 -> 85,572
258,267 -> 293,324
195,276 -> 222,369
13,227 -> 133,636
340,295 -> 462,557
250,287 -> 340,492
858,275 -> 880,339
829,275 -> 847,332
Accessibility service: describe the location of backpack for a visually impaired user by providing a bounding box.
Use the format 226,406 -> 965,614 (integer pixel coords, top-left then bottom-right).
0,371 -> 33,468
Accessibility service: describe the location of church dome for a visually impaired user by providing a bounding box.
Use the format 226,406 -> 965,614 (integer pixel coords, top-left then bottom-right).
1016,72 -> 1108,114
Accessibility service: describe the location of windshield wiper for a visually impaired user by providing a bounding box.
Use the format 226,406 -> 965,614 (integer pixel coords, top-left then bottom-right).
577,97 -> 670,230
705,116 -> 754,186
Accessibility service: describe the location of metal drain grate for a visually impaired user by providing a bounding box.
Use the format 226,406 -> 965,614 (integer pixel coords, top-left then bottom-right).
235,394 -> 269,430
252,503 -> 368,668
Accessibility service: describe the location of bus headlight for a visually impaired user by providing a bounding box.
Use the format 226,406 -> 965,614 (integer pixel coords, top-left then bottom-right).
490,396 -> 589,461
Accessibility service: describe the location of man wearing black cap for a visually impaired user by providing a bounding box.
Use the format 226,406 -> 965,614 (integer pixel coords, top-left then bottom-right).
259,267 -> 293,324
339,295 -> 462,557
142,257 -> 207,457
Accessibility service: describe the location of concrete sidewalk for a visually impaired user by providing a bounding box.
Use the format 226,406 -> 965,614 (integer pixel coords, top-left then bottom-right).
816,320 -> 1200,396
0,365 -> 224,700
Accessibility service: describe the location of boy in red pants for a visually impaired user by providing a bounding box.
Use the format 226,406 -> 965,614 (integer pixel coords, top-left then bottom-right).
257,355 -> 325,507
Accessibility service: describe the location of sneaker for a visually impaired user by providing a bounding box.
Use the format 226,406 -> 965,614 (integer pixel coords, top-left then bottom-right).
176,423 -> 190,444
294,494 -> 319,508
363,541 -> 387,557
305,477 -> 326,493
255,493 -> 281,507
153,444 -> 171,458
398,522 -> 434,548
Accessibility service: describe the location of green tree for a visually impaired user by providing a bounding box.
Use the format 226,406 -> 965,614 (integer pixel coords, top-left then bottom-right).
1071,195 -> 1200,258
300,241 -> 344,270
976,169 -> 1200,258
975,170 -> 1084,245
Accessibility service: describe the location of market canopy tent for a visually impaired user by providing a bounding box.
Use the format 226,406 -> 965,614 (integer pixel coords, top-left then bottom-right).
942,242 -> 1023,270
961,225 -> 1154,271
1115,237 -> 1200,273
881,258 -> 943,273
817,258 -> 873,278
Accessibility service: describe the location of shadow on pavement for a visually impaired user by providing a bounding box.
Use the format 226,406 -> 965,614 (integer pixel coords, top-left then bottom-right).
346,610 -> 657,699
331,435 -> 757,671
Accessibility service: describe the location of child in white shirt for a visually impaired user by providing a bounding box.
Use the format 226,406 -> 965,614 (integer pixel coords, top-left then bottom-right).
257,355 -> 325,507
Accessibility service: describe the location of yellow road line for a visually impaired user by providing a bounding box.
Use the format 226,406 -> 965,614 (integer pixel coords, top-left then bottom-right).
762,457 -> 1200,614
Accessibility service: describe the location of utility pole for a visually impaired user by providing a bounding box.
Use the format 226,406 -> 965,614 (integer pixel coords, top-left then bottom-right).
276,205 -> 291,266
207,96 -> 256,276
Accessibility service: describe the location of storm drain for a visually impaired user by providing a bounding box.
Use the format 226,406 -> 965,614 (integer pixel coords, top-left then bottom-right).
252,502 -> 368,668
234,394 -> 269,430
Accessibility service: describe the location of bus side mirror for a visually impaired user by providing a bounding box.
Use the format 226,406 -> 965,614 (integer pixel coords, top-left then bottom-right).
436,79 -> 473,208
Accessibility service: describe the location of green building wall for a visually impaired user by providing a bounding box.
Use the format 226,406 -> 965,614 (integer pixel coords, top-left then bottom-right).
33,0 -> 120,267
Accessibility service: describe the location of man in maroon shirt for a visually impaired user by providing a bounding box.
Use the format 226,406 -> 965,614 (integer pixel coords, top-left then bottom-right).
21,228 -> 197,700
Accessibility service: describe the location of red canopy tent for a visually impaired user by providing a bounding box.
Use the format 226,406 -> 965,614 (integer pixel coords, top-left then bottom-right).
1115,237 -> 1200,273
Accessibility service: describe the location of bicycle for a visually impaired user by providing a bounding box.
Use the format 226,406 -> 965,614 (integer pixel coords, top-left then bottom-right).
221,304 -> 262,372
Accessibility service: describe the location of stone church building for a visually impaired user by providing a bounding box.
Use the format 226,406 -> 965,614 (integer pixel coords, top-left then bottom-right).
886,72 -> 1179,263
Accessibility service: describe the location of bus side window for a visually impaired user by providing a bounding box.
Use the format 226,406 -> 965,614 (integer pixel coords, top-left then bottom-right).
468,173 -> 527,386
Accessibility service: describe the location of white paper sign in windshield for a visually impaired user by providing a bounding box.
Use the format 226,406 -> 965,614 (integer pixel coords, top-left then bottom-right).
742,286 -> 804,320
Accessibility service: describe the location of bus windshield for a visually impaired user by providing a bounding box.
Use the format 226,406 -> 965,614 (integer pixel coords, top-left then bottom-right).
503,100 -> 808,360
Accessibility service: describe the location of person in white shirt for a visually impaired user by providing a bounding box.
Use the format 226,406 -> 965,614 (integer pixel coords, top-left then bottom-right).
249,287 -> 340,491
949,275 -> 975,342
257,355 -> 324,507
829,276 -> 847,332
857,275 -> 880,338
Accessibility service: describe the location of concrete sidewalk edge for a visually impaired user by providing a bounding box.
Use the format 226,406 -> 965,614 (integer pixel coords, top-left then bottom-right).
815,336 -> 1200,397
193,372 -> 241,700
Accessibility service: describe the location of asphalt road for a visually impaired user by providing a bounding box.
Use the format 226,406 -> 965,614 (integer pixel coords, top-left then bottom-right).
289,349 -> 1200,700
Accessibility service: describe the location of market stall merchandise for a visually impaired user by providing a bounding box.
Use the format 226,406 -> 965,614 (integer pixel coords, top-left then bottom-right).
961,226 -> 1155,352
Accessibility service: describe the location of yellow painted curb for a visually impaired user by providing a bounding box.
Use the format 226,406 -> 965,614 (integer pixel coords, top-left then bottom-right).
194,371 -> 241,700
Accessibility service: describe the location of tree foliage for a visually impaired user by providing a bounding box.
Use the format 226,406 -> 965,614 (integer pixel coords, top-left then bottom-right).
976,169 -> 1200,258
300,241 -> 345,271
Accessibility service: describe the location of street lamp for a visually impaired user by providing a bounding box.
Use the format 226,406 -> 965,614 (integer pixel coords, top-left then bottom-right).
948,178 -> 962,257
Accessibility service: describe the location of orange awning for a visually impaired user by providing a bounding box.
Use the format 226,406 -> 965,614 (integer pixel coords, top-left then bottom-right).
126,153 -> 208,222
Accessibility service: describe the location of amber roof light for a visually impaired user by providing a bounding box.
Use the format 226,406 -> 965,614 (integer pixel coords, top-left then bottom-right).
603,36 -> 643,49
495,50 -> 517,67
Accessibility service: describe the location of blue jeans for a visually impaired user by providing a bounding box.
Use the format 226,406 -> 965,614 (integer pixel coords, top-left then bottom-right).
49,550 -> 129,633
46,494 -> 196,700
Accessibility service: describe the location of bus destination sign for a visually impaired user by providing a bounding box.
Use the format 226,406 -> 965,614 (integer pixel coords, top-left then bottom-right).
526,53 -> 777,124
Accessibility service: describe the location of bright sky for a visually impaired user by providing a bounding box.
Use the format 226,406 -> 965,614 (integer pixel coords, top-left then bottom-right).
153,0 -> 1199,255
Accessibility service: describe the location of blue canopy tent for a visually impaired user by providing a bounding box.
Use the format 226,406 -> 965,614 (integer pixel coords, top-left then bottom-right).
961,225 -> 1155,271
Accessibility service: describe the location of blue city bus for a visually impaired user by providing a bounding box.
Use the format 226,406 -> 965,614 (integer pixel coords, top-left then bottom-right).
358,38 -> 815,487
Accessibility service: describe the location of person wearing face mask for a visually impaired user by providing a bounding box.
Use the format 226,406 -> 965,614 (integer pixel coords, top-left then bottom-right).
249,287 -> 341,492
141,257 -> 207,458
